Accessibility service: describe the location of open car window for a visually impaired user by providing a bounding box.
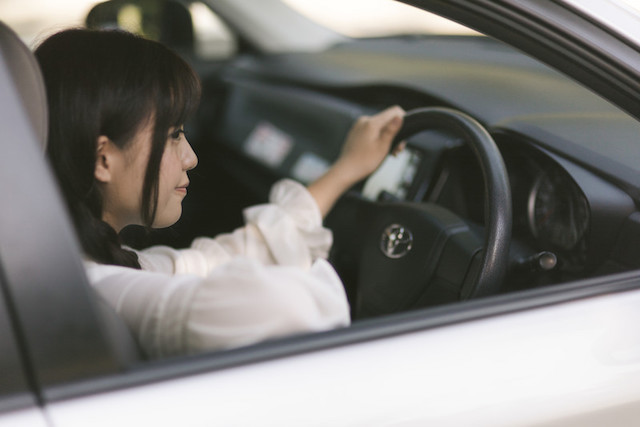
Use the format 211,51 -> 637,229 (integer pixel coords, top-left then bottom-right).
2,1 -> 640,425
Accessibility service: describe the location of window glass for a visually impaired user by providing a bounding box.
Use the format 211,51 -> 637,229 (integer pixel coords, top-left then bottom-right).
283,0 -> 479,37
190,1 -> 236,59
0,0 -> 236,59
0,0 -> 100,47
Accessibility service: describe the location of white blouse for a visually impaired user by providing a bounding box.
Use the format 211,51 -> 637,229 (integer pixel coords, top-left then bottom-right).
84,179 -> 350,358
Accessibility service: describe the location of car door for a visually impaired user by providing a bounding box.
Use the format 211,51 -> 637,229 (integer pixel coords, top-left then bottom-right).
3,1 -> 640,426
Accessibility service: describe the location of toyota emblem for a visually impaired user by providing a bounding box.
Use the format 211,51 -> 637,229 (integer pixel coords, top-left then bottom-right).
380,224 -> 413,258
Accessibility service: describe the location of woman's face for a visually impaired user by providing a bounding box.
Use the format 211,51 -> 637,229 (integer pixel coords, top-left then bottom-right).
99,120 -> 198,231
154,125 -> 198,228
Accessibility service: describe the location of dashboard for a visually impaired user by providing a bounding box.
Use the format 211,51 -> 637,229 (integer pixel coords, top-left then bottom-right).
359,129 -> 635,286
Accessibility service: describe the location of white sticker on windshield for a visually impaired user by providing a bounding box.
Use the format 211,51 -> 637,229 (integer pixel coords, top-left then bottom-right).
244,122 -> 293,167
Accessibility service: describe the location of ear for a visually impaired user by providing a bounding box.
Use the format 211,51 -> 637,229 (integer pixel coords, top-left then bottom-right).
94,135 -> 115,183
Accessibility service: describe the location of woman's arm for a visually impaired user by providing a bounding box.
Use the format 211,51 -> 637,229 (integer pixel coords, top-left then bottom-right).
137,106 -> 405,274
308,105 -> 405,218
86,256 -> 349,357
137,179 -> 332,274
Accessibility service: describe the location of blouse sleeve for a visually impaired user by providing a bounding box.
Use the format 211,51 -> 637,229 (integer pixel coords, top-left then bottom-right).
136,179 -> 333,276
85,256 -> 349,358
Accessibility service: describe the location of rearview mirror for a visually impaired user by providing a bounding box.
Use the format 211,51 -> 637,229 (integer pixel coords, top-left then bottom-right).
86,0 -> 235,59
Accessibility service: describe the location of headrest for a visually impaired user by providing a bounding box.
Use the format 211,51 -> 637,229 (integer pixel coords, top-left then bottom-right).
0,22 -> 48,148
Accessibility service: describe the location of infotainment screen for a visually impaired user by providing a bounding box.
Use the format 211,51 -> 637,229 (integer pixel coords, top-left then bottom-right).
362,147 -> 422,201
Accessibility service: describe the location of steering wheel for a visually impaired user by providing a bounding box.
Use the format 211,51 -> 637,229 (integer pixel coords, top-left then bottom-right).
328,107 -> 512,318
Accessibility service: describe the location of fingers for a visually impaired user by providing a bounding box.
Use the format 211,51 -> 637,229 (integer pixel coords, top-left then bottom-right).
380,115 -> 403,140
374,105 -> 405,124
337,105 -> 406,176
392,141 -> 406,157
375,105 -> 405,144
352,105 -> 404,138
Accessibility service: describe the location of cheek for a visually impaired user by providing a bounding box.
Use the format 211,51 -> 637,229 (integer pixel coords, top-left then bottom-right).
152,149 -> 185,228
157,160 -> 176,206
159,149 -> 182,185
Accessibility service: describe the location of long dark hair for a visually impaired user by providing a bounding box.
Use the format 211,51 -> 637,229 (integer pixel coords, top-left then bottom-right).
35,29 -> 201,268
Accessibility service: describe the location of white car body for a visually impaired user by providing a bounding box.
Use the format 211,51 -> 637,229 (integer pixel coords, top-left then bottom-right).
47,287 -> 640,426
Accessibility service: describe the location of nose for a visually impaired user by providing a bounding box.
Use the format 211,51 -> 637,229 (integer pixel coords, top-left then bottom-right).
182,137 -> 198,171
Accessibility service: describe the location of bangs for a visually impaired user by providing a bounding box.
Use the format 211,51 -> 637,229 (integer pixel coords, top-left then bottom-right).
155,51 -> 201,130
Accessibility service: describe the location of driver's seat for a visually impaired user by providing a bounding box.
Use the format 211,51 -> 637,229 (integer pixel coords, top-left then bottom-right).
0,21 -> 144,389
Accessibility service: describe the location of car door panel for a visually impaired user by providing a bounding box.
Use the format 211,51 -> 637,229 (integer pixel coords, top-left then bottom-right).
44,283 -> 640,426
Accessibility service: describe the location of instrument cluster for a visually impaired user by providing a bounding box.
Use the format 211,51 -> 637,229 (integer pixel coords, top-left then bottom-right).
527,167 -> 590,252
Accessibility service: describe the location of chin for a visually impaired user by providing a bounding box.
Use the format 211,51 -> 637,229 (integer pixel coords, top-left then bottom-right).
152,208 -> 182,229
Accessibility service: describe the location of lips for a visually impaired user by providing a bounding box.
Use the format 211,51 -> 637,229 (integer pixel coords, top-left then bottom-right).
176,182 -> 189,193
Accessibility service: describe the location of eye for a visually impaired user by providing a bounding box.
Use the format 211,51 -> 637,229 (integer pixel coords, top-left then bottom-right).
170,128 -> 185,140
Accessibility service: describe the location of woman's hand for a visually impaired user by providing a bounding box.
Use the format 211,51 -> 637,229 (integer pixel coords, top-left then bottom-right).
334,105 -> 405,184
308,106 -> 405,218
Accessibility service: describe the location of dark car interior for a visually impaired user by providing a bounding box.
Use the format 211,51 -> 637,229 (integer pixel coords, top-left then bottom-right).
3,0 -> 640,405
103,1 -> 640,320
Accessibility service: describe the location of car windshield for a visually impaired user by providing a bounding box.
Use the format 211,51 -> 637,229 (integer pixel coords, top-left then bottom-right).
5,0 -> 479,47
3,0 -> 640,185
284,0 -> 640,38
283,0 -> 479,37
7,0 -> 640,43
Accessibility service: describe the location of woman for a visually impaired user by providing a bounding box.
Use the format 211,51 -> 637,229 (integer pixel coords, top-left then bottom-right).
36,29 -> 404,358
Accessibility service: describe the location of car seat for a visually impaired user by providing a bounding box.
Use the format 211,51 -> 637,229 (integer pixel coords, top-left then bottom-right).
0,21 -> 144,390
